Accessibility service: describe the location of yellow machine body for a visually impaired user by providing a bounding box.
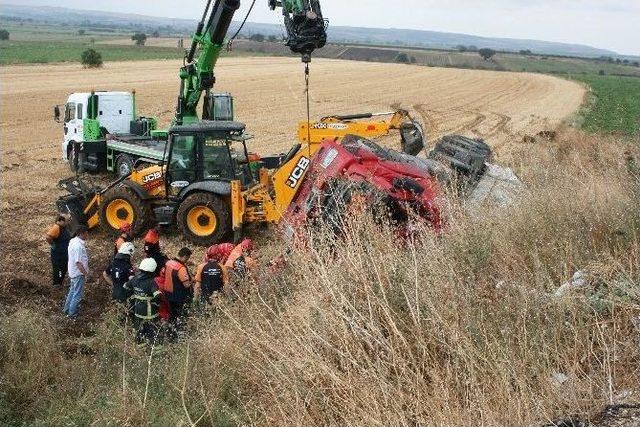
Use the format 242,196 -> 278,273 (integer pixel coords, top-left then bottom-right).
297,110 -> 416,144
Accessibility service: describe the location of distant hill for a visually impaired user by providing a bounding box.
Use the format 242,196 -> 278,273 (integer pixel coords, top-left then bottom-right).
0,3 -> 623,58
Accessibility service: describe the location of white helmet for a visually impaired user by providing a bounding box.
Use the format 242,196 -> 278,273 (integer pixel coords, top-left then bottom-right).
139,258 -> 157,273
118,242 -> 135,256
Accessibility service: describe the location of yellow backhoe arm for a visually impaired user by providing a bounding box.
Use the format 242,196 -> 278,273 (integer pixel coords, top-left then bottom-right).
297,110 -> 412,143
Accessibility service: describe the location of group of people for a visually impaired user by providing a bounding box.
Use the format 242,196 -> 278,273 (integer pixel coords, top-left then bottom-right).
46,215 -> 256,343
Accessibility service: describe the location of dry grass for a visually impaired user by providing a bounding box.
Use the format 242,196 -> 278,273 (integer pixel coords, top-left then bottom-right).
2,129 -> 639,426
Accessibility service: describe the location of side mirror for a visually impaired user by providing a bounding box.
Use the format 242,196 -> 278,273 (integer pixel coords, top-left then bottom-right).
54,105 -> 61,123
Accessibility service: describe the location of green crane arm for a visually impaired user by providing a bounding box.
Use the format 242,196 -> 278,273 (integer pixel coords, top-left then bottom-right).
175,0 -> 327,125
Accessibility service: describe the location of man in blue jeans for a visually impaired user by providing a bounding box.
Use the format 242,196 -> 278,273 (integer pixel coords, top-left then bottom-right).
64,226 -> 90,318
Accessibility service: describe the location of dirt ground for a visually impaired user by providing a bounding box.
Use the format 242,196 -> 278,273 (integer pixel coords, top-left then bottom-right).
0,57 -> 585,326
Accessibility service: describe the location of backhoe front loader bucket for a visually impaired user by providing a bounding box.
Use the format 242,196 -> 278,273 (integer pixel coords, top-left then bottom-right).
56,177 -> 100,231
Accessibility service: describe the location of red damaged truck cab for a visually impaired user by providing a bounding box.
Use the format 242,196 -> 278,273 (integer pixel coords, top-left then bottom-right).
281,135 -> 442,240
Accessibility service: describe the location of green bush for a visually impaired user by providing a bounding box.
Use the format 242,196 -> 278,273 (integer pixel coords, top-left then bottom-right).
81,48 -> 103,68
395,52 -> 410,63
0,29 -> 9,40
131,33 -> 147,46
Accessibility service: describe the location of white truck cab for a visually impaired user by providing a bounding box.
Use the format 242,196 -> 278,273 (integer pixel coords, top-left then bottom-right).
57,91 -> 134,161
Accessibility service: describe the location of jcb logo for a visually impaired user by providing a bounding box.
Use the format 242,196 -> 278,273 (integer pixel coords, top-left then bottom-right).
142,171 -> 162,184
286,157 -> 310,189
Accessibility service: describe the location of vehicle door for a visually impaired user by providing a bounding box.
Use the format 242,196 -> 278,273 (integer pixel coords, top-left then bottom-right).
166,133 -> 198,197
202,136 -> 235,181
63,102 -> 84,146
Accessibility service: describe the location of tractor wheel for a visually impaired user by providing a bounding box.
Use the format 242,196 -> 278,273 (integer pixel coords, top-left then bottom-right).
177,193 -> 231,246
99,185 -> 153,236
115,154 -> 135,178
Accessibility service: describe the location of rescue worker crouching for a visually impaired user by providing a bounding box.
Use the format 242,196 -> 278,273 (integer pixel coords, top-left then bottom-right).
103,242 -> 135,305
195,245 -> 230,305
124,258 -> 162,344
225,238 -> 256,279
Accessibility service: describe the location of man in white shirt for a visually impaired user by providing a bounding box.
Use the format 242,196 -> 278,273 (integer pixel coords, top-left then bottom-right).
64,226 -> 90,318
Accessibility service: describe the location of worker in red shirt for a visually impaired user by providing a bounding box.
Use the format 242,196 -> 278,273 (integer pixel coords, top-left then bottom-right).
225,238 -> 256,278
161,247 -> 193,322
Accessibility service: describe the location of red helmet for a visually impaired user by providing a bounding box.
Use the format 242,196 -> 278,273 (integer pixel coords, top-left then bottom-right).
206,243 -> 234,263
240,238 -> 254,253
119,223 -> 132,234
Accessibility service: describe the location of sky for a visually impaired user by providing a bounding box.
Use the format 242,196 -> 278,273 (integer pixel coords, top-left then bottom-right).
12,0 -> 640,55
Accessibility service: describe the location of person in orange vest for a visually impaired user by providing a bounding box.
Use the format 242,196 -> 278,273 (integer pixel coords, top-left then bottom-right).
143,221 -> 166,276
46,214 -> 72,287
225,238 -> 256,279
195,245 -> 230,304
113,223 -> 132,255
161,247 -> 193,322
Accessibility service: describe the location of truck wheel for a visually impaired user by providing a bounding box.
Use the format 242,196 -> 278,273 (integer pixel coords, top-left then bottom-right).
68,142 -> 79,173
177,193 -> 231,246
99,185 -> 153,236
116,154 -> 135,178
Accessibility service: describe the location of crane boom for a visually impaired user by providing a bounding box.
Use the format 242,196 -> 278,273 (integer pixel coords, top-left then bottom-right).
175,0 -> 327,125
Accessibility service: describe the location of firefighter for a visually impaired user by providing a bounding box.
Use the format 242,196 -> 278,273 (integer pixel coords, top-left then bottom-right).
103,242 -> 135,304
161,247 -> 193,322
113,223 -> 132,255
124,258 -> 162,344
195,245 -> 229,304
45,214 -> 71,287
143,221 -> 161,254
143,221 -> 167,276
225,238 -> 256,278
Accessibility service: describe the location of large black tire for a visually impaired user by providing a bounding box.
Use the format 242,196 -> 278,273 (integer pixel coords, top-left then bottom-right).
99,185 -> 153,236
177,192 -> 231,246
115,154 -> 135,178
428,135 -> 492,181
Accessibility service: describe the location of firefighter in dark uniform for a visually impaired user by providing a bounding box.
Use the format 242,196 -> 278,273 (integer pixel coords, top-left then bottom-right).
45,214 -> 71,287
124,258 -> 162,344
144,221 -> 168,277
195,245 -> 229,304
103,242 -> 135,304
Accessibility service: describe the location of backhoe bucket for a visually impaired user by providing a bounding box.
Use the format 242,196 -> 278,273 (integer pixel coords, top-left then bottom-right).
400,121 -> 425,156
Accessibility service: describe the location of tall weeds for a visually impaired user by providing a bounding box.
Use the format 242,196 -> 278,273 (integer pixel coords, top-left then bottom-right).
1,130 -> 639,426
